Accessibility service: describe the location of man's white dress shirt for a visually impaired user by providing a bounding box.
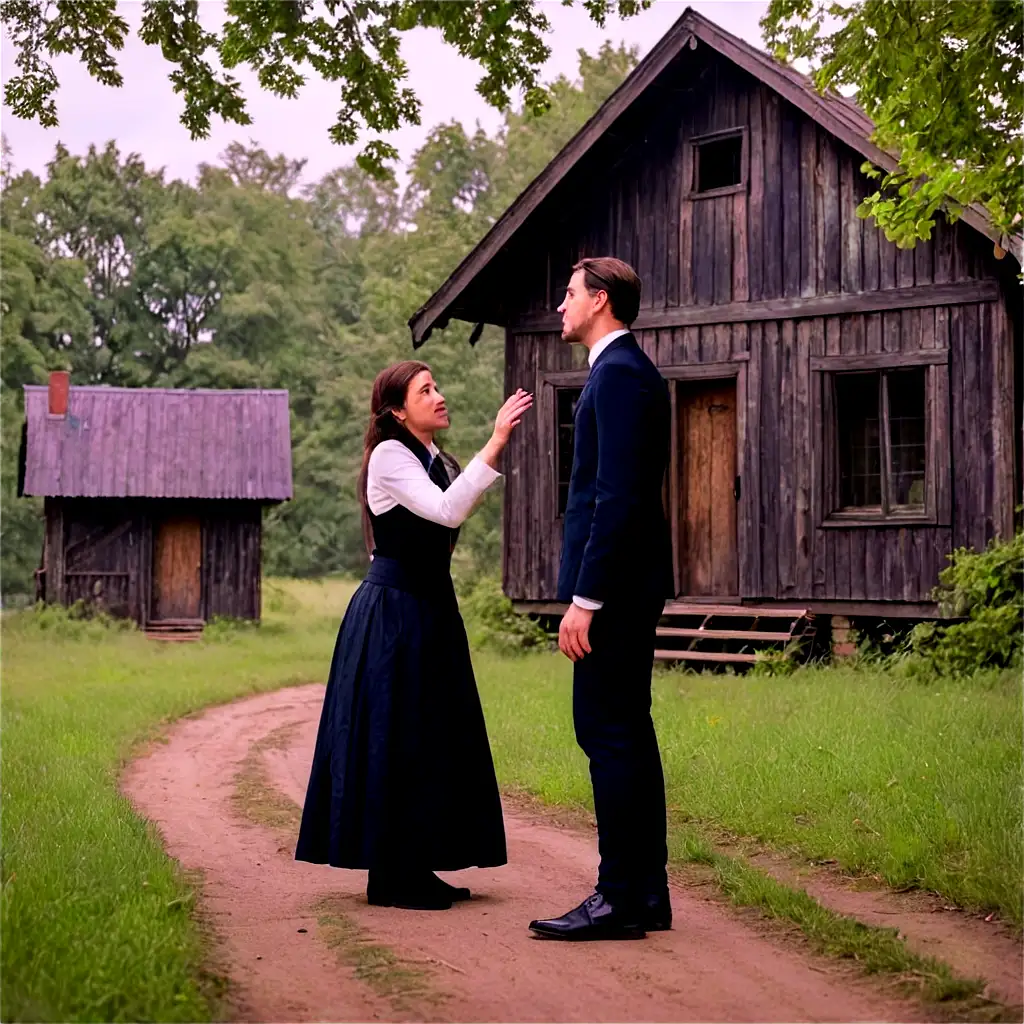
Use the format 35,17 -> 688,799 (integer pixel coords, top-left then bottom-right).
571,328 -> 630,612
366,440 -> 501,527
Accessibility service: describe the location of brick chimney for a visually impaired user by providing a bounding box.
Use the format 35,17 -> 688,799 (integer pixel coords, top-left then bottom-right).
48,371 -> 70,416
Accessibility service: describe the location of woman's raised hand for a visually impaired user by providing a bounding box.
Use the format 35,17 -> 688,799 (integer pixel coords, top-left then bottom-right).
491,388 -> 534,444
478,389 -> 533,469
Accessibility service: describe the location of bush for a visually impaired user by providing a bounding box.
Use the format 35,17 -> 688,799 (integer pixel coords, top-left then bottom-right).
749,646 -> 800,677
201,616 -> 260,641
909,530 -> 1023,676
3,600 -> 136,641
457,574 -> 552,654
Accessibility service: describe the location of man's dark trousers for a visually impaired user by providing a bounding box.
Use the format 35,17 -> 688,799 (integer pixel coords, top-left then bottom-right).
573,594 -> 668,908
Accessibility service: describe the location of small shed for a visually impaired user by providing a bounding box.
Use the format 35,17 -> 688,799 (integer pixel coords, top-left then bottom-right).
409,7 -> 1022,645
20,374 -> 292,633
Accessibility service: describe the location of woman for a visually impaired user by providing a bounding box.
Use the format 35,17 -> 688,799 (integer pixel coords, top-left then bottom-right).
295,360 -> 533,910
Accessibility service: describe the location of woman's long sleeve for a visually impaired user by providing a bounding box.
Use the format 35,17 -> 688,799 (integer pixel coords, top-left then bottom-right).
367,441 -> 501,527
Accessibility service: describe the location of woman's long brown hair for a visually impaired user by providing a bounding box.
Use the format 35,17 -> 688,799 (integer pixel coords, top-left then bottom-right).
357,360 -> 432,556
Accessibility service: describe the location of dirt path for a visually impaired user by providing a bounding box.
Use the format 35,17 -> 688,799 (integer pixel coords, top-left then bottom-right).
121,685 -> 1011,1023
745,851 -> 1022,1007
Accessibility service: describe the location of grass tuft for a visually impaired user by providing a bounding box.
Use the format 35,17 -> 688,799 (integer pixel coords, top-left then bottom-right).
313,895 -> 439,1013
230,723 -> 304,833
709,853 -> 984,1003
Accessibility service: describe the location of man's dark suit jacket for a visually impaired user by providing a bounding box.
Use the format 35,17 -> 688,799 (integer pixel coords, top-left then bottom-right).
556,333 -> 673,607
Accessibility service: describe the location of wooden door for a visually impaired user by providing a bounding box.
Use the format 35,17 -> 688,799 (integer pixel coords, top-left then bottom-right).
677,379 -> 738,597
152,516 -> 202,620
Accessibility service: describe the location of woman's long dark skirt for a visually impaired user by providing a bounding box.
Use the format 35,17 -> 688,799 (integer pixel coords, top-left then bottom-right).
295,558 -> 507,871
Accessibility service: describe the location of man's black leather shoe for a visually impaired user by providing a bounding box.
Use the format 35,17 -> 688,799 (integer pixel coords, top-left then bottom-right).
528,893 -> 646,941
643,892 -> 672,931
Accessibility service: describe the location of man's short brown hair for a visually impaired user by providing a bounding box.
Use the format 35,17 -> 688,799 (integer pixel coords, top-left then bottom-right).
573,257 -> 642,326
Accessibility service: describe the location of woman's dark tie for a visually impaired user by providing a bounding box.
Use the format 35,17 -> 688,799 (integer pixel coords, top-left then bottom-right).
428,454 -> 458,551
428,455 -> 451,492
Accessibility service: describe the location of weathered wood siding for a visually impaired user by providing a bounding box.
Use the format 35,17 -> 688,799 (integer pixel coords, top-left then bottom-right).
204,502 -> 263,621
53,498 -> 146,620
42,498 -> 265,623
499,47 -> 1019,608
510,56 -> 997,320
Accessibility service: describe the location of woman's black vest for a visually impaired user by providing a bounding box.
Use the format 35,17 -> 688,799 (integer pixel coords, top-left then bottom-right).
367,432 -> 462,588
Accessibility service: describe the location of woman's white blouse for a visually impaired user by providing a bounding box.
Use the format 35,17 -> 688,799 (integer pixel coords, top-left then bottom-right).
366,440 -> 501,528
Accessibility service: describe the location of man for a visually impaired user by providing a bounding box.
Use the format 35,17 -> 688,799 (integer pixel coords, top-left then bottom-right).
528,257 -> 673,942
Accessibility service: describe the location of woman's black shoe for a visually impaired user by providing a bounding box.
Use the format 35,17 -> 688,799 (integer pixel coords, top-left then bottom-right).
430,874 -> 471,902
367,871 -> 453,911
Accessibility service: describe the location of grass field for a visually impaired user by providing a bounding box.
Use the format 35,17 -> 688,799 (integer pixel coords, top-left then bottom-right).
0,579 -> 355,1022
2,579 -> 1020,1020
479,656 -> 1023,924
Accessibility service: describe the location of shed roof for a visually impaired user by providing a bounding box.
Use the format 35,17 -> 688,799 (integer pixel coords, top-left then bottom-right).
21,386 -> 293,500
408,6 -> 1018,347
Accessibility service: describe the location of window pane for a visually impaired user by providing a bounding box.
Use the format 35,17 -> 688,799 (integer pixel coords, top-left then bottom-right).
887,367 -> 927,508
696,134 -> 742,192
556,387 -> 584,514
836,372 -> 882,508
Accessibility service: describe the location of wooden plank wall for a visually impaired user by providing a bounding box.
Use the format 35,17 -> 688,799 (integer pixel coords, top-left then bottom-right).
526,57 -> 991,319
503,332 -> 577,600
204,502 -> 263,620
58,498 -> 145,620
501,49 -> 1017,606
45,499 -> 266,623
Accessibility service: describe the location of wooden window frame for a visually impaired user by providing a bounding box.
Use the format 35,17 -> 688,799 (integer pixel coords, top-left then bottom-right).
684,126 -> 749,201
538,370 -> 589,521
811,351 -> 951,528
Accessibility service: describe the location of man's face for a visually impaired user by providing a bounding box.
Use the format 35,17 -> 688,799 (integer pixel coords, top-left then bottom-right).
557,269 -> 602,345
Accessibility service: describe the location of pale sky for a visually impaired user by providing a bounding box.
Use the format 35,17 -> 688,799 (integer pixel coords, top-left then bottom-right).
1,1 -> 769,187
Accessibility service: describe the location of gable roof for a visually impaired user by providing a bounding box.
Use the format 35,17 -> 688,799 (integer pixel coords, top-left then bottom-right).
21,386 -> 293,500
408,7 -> 1016,347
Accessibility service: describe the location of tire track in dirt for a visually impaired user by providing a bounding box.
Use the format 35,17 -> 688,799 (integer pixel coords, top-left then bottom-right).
123,685 -> 936,1023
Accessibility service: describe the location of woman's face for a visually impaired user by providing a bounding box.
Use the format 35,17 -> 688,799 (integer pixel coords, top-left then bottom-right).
397,370 -> 450,436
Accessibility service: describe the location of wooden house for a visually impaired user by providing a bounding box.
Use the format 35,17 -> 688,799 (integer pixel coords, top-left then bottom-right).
20,374 -> 292,637
409,8 -> 1022,659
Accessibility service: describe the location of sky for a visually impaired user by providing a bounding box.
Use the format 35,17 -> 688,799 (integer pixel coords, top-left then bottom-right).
1,1 -> 769,188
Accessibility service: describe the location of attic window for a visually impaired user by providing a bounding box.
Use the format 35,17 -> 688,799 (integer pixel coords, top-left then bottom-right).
688,129 -> 747,198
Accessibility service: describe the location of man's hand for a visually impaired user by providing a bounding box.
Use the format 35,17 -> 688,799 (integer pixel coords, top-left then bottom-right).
559,604 -> 594,662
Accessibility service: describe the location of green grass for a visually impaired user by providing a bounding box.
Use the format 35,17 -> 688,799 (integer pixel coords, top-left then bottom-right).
708,853 -> 985,1005
2,581 -> 1020,1021
314,896 -> 439,1013
476,653 -> 1023,926
231,722 -> 304,832
0,579 -> 353,1023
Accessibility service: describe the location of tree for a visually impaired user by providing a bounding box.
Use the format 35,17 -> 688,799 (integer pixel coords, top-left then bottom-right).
217,140 -> 307,196
0,42 -> 638,592
762,0 -> 1023,260
486,41 -> 638,215
1,0 -> 651,177
0,200 -> 92,604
